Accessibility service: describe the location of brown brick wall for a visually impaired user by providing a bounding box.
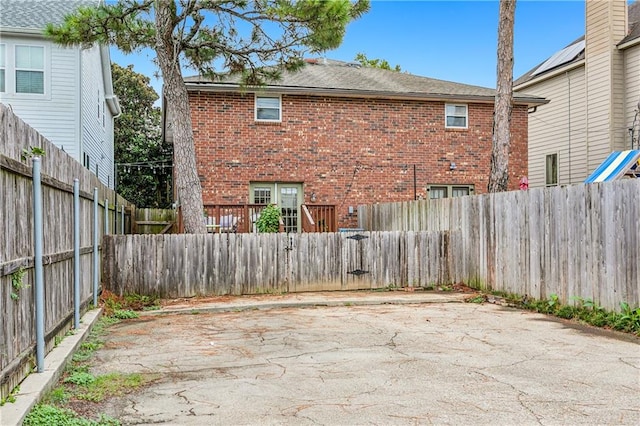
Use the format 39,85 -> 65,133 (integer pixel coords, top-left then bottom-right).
189,91 -> 529,228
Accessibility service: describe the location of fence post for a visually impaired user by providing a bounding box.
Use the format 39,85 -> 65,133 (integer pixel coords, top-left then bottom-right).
73,179 -> 80,329
32,157 -> 45,373
104,198 -> 109,235
121,205 -> 125,234
93,187 -> 99,307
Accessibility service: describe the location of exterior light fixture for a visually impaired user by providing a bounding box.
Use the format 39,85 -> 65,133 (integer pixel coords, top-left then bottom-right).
449,162 -> 457,171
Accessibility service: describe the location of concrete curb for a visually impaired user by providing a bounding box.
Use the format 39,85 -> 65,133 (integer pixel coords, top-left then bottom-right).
0,308 -> 103,426
140,293 -> 471,316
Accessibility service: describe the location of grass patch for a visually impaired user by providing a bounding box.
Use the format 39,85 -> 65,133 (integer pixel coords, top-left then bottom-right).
468,289 -> 639,336
519,295 -> 640,335
24,404 -> 119,426
24,304 -> 155,425
74,373 -> 146,402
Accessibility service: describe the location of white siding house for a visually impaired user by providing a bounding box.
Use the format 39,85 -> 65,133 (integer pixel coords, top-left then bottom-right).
0,0 -> 120,188
515,0 -> 640,188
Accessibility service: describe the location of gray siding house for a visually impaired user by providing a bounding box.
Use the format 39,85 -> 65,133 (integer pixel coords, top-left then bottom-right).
0,0 -> 120,187
514,0 -> 640,188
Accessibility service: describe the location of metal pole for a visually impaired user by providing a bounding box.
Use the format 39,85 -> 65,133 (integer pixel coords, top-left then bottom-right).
93,187 -> 99,307
32,157 -> 45,373
104,198 -> 109,235
121,205 -> 125,234
73,179 -> 80,329
413,164 -> 417,200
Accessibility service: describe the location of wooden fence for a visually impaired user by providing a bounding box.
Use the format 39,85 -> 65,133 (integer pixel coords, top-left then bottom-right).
0,104 -> 132,400
102,231 -> 462,297
133,208 -> 176,234
359,180 -> 640,311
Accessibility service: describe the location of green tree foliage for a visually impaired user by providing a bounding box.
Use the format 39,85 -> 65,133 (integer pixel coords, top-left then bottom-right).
112,63 -> 172,208
354,52 -> 401,71
45,0 -> 369,233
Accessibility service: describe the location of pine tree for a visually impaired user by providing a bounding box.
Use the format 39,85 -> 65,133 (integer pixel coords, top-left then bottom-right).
46,0 -> 369,232
488,0 -> 516,193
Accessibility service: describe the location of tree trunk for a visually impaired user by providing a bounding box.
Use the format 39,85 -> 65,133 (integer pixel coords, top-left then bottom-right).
488,0 -> 516,193
155,1 -> 206,233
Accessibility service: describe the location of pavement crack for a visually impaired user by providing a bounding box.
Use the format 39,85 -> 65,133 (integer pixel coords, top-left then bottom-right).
175,389 -> 191,405
387,331 -> 399,348
472,370 -> 543,425
620,357 -> 640,370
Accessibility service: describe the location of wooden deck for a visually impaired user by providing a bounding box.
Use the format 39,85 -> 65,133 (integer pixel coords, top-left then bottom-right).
179,204 -> 337,233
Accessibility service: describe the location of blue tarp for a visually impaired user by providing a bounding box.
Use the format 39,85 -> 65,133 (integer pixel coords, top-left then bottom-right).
584,150 -> 640,183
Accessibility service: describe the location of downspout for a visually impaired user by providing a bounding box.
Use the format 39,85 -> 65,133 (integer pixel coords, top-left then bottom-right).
567,71 -> 571,185
78,48 -> 83,165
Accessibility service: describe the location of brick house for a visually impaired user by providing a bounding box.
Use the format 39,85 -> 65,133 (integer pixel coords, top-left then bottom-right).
170,59 -> 545,232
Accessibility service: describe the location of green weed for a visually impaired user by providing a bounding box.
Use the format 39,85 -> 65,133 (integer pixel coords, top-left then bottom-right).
24,404 -> 119,426
64,372 -> 96,386
43,386 -> 69,405
112,309 -> 139,320
519,295 -> 640,335
10,267 -> 28,301
0,385 -> 19,406
467,295 -> 486,304
74,373 -> 145,402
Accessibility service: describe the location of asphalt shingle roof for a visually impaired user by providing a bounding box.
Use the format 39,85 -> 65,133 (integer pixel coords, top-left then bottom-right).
0,0 -> 97,31
185,59 -> 545,105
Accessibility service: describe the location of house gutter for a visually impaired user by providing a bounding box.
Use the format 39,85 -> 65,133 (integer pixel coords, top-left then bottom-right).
185,82 -> 547,107
617,36 -> 640,50
0,27 -> 41,36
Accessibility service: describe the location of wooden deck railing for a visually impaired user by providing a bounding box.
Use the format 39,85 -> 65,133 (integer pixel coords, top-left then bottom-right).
180,204 -> 337,233
203,204 -> 266,233
302,204 -> 337,232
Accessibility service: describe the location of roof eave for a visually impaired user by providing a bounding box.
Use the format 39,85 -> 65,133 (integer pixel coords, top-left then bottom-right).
0,27 -> 44,36
514,59 -> 585,91
185,82 -> 546,107
617,36 -> 640,50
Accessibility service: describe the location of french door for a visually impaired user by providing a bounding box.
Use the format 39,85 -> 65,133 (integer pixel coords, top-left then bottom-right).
250,182 -> 302,233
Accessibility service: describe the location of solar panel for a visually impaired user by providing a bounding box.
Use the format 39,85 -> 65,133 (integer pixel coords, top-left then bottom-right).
531,40 -> 585,77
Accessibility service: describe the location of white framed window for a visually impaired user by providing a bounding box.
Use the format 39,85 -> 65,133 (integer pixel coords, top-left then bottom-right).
255,94 -> 281,122
0,44 -> 5,93
15,45 -> 44,94
427,184 -> 474,199
545,153 -> 558,186
445,103 -> 467,128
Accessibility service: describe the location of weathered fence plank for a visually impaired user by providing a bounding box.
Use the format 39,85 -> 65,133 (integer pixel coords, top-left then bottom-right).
103,231 -> 461,298
1,105 -> 133,400
359,179 -> 640,310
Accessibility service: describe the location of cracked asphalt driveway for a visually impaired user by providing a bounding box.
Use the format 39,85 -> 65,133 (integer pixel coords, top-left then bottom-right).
90,295 -> 640,425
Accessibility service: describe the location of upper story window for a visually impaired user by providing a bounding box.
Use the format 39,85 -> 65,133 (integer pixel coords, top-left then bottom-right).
0,44 -> 5,93
15,45 -> 44,94
445,103 -> 467,128
255,95 -> 281,122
